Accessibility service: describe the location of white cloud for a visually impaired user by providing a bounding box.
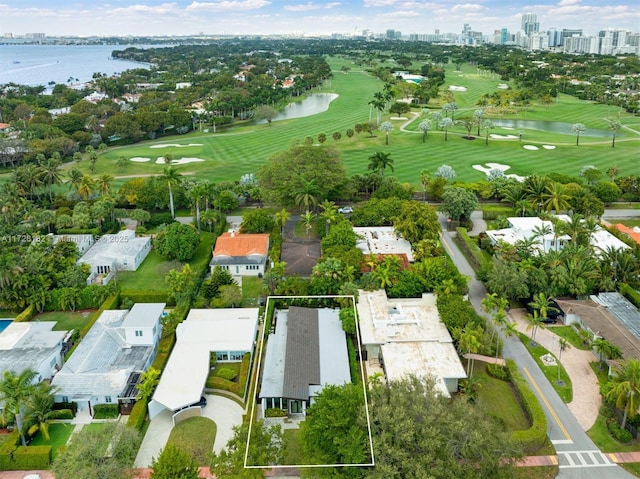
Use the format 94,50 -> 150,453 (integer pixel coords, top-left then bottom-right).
451,3 -> 488,13
186,0 -> 271,12
284,2 -> 340,11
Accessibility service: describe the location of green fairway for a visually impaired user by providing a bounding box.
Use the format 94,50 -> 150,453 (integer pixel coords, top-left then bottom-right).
6,59 -> 637,189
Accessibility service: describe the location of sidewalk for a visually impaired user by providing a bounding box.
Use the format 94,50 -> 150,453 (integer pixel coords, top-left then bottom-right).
510,308 -> 601,431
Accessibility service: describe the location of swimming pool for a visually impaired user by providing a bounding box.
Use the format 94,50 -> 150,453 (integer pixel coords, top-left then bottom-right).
0,319 -> 13,333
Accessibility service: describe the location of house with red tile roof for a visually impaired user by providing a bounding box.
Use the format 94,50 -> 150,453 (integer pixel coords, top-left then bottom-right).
613,223 -> 640,245
209,232 -> 270,276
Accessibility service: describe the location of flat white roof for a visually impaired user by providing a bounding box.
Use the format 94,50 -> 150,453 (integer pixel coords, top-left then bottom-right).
0,321 -> 62,350
591,229 -> 630,254
353,226 -> 414,262
151,308 -> 258,413
122,303 -> 166,329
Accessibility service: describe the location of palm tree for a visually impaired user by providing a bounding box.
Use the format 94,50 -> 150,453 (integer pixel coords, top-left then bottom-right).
419,169 -> 430,201
439,118 -> 454,141
473,109 -> 485,135
23,387 -> 66,441
368,91 -> 386,125
379,121 -> 394,145
201,209 -> 218,233
593,337 -> 623,370
294,179 -> 319,211
457,327 -> 481,378
543,183 -> 571,215
66,168 -> 84,196
300,210 -> 315,240
319,200 -> 338,236
482,119 -> 495,145
367,151 -> 394,178
572,123 -> 586,146
41,159 -> 62,203
526,311 -> 545,344
77,175 -> 95,201
162,166 -> 181,219
557,338 -> 570,383
607,359 -> 640,429
529,292 -> 558,321
0,369 -> 38,446
135,367 -> 160,403
274,208 -> 291,236
609,120 -> 621,147
418,120 -> 431,143
95,173 -> 114,197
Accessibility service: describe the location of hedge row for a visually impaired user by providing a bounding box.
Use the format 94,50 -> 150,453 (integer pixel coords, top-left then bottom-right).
269,223 -> 283,263
13,305 -> 35,323
481,205 -> 512,221
347,336 -> 360,385
45,284 -> 115,312
93,404 -> 119,419
506,360 -> 548,453
454,227 -> 492,273
119,290 -> 171,306
0,430 -> 51,471
57,227 -> 100,236
127,400 -> 147,431
619,283 -> 640,310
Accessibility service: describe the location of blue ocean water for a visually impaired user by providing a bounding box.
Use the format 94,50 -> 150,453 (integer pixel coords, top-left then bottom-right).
0,44 -> 154,87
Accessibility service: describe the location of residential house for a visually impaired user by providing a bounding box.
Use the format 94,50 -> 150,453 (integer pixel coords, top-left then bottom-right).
612,224 -> 640,246
0,321 -> 67,382
259,306 -> 351,416
353,226 -> 415,263
52,303 -> 165,415
357,289 -> 466,397
149,308 -> 259,419
209,232 -> 269,277
77,230 -> 151,285
51,234 -> 95,255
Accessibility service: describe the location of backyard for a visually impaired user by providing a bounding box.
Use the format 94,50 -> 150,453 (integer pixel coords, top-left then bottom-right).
166,416 -> 217,466
32,310 -> 95,332
29,422 -> 76,460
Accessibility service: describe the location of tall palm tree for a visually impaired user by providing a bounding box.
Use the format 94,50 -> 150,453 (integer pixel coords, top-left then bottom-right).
557,338 -> 570,383
526,311 -> 545,344
274,208 -> 291,236
41,159 -> 62,203
162,166 -> 181,219
418,120 -> 431,143
457,326 -> 481,378
0,369 -> 38,446
529,292 -> 558,321
572,123 -> 586,146
439,117 -> 454,141
294,179 -> 319,212
95,173 -> 114,197
201,209 -> 218,233
543,183 -> 571,215
66,168 -> 84,196
77,175 -> 95,201
593,337 -> 623,370
609,120 -> 621,147
367,151 -> 394,178
607,359 -> 640,429
319,200 -> 338,236
379,121 -> 394,145
300,210 -> 315,240
368,91 -> 386,125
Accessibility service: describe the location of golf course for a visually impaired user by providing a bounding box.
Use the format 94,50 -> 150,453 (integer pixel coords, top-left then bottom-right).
40,59 -> 640,188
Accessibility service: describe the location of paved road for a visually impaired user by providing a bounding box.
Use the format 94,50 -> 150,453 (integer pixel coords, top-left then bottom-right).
437,213 -> 635,478
602,209 -> 640,219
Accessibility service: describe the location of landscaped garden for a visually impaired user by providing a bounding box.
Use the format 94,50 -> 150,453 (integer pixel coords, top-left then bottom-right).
29,423 -> 76,460
166,416 -> 216,466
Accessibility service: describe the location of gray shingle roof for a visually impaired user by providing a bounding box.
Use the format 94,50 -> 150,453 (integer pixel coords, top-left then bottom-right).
283,307 -> 320,400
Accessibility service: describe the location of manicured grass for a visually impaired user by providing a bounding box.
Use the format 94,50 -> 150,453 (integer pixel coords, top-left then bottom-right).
0,309 -> 18,318
614,219 -> 640,227
29,422 -> 75,459
282,428 -> 305,465
517,332 -> 573,403
587,412 -> 640,453
26,59 -> 636,192
547,325 -> 591,350
474,362 -> 530,432
241,276 -> 264,307
82,422 -> 108,434
118,251 -> 181,292
621,463 -> 640,477
212,361 -> 241,377
166,416 -> 216,466
32,310 -> 95,332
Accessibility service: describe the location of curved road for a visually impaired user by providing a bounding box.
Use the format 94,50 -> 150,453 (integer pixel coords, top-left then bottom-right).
437,212 -> 635,478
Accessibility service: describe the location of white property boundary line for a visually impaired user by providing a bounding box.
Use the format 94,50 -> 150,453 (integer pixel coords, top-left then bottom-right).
244,295 -> 375,469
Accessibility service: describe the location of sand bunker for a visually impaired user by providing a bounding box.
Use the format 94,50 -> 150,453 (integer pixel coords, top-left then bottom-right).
154,157 -> 205,165
497,84 -> 509,89
472,162 -> 525,182
130,157 -> 151,162
542,145 -> 556,150
149,143 -> 203,149
448,85 -> 467,91
523,145 -> 539,150
390,116 -> 408,120
490,134 -> 519,139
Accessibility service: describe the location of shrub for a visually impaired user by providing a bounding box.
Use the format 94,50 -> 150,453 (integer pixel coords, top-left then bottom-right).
487,363 -> 510,381
147,212 -> 176,228
454,227 -> 492,273
12,445 -> 51,470
507,360 -> 547,453
52,401 -> 77,416
608,420 -> 633,443
264,408 -> 288,417
216,367 -> 238,381
92,404 -> 119,419
14,304 -> 35,323
119,290 -> 170,305
127,400 -> 147,431
619,283 -> 640,310
347,336 -> 360,385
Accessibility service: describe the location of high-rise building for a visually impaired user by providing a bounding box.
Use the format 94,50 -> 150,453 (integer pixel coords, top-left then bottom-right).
561,29 -> 583,46
521,13 -> 539,36
501,28 -> 509,45
547,28 -> 562,47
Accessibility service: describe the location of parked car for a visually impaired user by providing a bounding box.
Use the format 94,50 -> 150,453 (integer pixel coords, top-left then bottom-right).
338,206 -> 353,214
524,298 -> 565,324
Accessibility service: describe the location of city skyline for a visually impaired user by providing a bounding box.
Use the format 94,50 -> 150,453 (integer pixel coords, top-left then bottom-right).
0,0 -> 638,38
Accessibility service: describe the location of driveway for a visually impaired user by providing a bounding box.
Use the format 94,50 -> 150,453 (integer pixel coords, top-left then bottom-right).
134,394 -> 244,468
510,308 -> 602,431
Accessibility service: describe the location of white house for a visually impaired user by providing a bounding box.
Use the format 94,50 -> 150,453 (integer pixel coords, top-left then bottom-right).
357,290 -> 466,397
353,226 -> 415,262
149,308 -> 259,419
209,232 -> 270,277
77,230 -> 151,285
52,303 -> 165,414
0,321 -> 67,383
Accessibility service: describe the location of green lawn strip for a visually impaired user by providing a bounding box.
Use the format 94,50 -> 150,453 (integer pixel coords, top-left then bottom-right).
241,276 -> 263,307
32,310 -> 95,332
0,309 -> 18,318
621,463 -> 640,477
212,361 -> 241,377
473,362 -> 530,431
29,422 -> 75,459
547,325 -> 591,350
516,332 -> 573,403
166,416 -> 216,466
282,428 -> 306,465
614,219 -> 640,227
50,56 -> 637,189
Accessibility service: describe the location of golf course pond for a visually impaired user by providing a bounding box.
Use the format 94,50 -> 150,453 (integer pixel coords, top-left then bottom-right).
263,93 -> 338,123
491,119 -> 615,138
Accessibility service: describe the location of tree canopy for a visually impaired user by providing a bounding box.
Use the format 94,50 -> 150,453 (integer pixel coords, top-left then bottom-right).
154,222 -> 200,261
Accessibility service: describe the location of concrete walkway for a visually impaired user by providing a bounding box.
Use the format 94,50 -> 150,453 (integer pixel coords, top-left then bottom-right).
510,308 -> 601,431
134,394 -> 244,468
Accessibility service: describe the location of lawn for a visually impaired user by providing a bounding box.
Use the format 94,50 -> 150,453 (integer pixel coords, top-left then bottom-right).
517,332 -> 573,403
32,310 -> 95,332
282,428 -> 306,465
0,309 -> 18,318
166,416 -> 216,466
547,325 -> 591,350
29,422 -> 75,459
474,362 -> 531,432
29,59 -> 637,192
241,276 -> 264,307
613,219 -> 640,227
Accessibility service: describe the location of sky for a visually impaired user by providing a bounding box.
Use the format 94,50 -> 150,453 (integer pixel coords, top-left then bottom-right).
0,0 -> 638,38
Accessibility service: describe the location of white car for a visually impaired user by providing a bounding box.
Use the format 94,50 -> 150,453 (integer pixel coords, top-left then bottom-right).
338,206 -> 353,214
